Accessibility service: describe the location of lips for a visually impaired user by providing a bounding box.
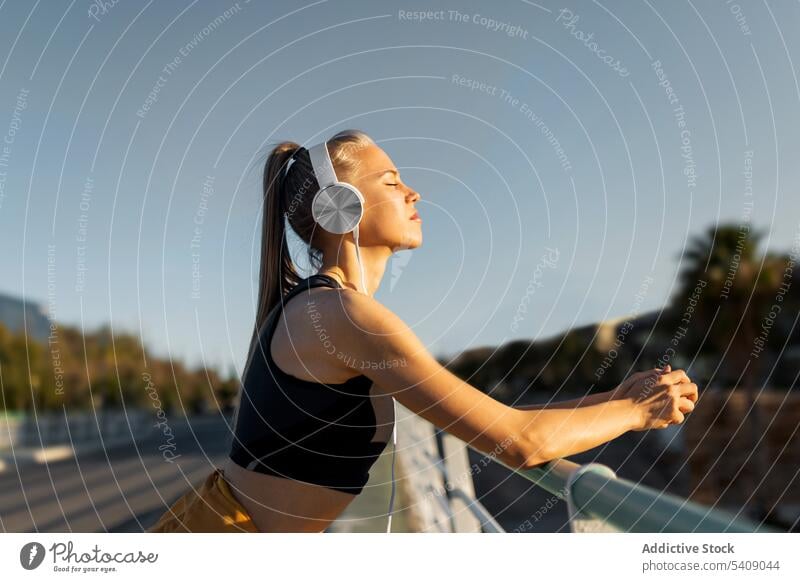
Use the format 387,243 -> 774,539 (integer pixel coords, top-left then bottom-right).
409,211 -> 421,221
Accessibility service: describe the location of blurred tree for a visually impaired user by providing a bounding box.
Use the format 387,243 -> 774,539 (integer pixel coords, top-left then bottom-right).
0,321 -> 238,414
673,222 -> 790,519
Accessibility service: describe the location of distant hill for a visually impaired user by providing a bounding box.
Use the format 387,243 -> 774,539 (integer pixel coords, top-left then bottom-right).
0,292 -> 50,342
446,303 -> 800,404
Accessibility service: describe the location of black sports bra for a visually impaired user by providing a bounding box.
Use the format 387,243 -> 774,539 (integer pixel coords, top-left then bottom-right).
228,274 -> 395,494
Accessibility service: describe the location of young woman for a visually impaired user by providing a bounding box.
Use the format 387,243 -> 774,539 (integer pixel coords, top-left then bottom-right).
149,129 -> 698,533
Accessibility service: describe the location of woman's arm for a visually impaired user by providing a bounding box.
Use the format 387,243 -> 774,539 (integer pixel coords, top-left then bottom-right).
512,390 -> 613,411
513,397 -> 640,464
508,369 -> 689,462
310,290 -> 692,470
511,368 -> 666,411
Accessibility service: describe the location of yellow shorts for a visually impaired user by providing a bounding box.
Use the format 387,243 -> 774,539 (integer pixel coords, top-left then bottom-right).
148,468 -> 259,533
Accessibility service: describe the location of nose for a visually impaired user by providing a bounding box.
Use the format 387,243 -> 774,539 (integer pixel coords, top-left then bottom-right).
407,188 -> 421,203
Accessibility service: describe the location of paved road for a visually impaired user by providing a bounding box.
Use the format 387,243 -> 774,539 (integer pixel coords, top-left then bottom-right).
1,417 -> 231,532
0,415 -> 411,533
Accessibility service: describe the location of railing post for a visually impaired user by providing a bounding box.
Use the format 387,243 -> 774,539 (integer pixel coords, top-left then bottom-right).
394,404 -> 452,532
440,432 -> 483,532
565,463 -> 619,532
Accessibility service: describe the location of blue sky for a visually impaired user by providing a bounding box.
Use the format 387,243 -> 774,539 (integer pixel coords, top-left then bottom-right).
1,0 -> 799,375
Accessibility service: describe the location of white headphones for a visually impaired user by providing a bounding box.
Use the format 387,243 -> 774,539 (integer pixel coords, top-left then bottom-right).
301,139 -> 398,533
305,141 -> 369,296
307,142 -> 364,234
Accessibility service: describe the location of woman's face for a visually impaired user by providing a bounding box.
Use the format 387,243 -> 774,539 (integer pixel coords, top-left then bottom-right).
346,144 -> 422,252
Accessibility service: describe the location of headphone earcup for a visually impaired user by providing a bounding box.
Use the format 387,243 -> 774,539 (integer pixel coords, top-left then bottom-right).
311,183 -> 364,234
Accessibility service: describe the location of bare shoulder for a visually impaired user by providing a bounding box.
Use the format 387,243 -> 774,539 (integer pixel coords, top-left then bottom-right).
335,288 -> 407,333
331,290 -> 437,372
283,286 -> 400,342
270,286 -> 373,383
288,287 -> 426,368
269,285 -> 412,380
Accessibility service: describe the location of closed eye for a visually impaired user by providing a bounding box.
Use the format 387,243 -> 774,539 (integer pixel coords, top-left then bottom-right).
385,183 -> 398,187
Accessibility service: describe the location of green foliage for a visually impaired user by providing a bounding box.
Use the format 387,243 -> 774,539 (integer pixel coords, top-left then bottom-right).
0,321 -> 239,413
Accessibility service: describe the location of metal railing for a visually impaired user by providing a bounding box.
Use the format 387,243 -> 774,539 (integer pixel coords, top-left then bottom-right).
504,457 -> 781,533
396,403 -> 782,533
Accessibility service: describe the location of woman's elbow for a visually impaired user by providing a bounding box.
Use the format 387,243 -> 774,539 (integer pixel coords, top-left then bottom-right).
510,430 -> 554,470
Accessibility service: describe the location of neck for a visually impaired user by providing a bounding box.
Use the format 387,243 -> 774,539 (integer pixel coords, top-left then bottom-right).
319,237 -> 392,296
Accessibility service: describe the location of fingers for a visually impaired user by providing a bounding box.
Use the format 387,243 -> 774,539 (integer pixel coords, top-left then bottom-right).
680,382 -> 699,403
660,368 -> 691,386
665,396 -> 693,427
621,368 -> 661,391
630,368 -> 660,382
677,396 -> 695,414
662,368 -> 698,402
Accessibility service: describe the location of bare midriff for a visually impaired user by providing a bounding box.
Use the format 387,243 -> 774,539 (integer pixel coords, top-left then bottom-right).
219,456 -> 357,533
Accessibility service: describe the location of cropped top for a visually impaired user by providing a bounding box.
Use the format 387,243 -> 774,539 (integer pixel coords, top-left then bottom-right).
228,274 -> 395,494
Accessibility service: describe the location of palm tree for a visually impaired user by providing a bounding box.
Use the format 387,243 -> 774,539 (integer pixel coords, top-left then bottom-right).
674,222 -> 788,519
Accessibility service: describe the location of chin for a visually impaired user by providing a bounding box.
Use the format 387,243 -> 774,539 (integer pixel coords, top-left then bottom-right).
391,235 -> 421,252
405,236 -> 423,250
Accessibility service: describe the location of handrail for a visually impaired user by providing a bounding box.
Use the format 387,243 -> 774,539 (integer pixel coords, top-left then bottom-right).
493,456 -> 782,533
396,403 -> 779,533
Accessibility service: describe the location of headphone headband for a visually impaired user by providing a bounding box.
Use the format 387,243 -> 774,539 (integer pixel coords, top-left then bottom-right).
308,142 -> 338,187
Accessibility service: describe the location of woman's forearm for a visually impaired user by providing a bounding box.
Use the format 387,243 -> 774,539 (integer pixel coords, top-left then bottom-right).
516,396 -> 640,466
513,389 -> 614,411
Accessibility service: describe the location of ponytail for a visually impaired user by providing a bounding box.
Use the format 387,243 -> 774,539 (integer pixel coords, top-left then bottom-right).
250,142 -> 303,353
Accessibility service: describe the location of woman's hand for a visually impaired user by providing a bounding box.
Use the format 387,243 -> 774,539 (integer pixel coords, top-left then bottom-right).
611,364 -> 699,431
